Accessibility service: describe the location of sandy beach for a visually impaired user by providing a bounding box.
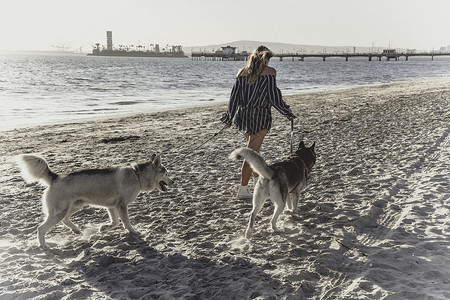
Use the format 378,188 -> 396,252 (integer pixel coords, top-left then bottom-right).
1,77 -> 449,299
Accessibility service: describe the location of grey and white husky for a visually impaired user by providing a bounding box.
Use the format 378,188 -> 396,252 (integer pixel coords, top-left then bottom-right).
16,154 -> 173,249
230,141 -> 316,238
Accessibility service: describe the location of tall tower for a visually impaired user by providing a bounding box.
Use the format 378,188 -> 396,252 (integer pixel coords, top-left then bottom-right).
106,31 -> 113,51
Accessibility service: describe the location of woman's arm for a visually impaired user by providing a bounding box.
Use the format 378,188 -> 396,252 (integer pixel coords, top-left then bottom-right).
267,75 -> 293,117
221,78 -> 241,124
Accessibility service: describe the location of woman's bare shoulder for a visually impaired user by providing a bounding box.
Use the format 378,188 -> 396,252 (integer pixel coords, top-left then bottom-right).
237,67 -> 248,77
260,66 -> 277,76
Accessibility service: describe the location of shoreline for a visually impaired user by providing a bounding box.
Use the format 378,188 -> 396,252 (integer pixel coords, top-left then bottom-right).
2,76 -> 449,134
1,77 -> 449,299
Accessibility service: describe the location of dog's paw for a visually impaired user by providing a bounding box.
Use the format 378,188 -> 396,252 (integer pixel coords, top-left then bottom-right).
271,226 -> 282,233
130,230 -> 142,237
99,224 -> 112,232
40,244 -> 49,251
285,209 -> 299,215
72,228 -> 82,234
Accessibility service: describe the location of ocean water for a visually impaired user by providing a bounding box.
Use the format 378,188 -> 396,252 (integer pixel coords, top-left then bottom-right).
1,52 -> 450,131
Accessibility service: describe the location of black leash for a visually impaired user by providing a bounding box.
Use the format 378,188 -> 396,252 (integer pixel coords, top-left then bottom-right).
290,118 -> 294,155
167,118 -> 292,165
168,125 -> 228,165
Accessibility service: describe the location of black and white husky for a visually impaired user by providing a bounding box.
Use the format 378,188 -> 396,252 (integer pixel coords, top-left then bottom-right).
230,141 -> 316,238
16,154 -> 173,249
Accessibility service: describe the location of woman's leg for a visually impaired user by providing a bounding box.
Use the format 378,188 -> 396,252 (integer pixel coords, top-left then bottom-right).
240,129 -> 268,186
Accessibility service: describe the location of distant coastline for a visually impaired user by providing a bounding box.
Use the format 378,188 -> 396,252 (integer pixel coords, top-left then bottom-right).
2,39 -> 447,57
0,50 -> 85,55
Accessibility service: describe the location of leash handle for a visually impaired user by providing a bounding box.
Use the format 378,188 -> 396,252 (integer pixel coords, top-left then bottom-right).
290,118 -> 294,154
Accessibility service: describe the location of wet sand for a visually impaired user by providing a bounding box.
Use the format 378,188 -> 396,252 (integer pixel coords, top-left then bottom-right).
1,77 -> 449,299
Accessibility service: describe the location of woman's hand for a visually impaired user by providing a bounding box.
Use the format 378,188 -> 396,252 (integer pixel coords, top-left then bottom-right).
287,110 -> 296,121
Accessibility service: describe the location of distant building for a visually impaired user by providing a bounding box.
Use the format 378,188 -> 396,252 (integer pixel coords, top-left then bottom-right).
107,31 -> 113,51
215,46 -> 237,57
172,45 -> 183,53
382,49 -> 396,55
89,31 -> 186,58
191,45 -> 248,61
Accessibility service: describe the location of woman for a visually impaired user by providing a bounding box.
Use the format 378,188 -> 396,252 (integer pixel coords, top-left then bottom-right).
221,45 -> 295,199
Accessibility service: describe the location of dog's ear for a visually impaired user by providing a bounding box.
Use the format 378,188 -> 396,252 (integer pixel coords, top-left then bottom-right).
151,153 -> 157,162
153,155 -> 162,168
298,141 -> 305,150
311,142 -> 315,150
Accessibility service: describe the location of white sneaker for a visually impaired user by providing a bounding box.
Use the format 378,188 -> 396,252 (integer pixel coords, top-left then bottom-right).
237,185 -> 253,199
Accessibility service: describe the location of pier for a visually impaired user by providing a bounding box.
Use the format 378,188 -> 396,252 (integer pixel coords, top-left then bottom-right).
191,47 -> 450,62
191,46 -> 248,61
275,50 -> 450,61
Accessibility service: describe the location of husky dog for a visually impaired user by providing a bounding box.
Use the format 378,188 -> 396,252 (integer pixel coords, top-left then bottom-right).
230,141 -> 316,238
16,154 -> 173,249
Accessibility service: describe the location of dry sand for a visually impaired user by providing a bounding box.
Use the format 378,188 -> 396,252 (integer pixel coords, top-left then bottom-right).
1,77 -> 449,299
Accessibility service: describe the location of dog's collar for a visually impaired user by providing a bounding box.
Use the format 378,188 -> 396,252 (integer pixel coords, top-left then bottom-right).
300,158 -> 312,177
284,154 -> 313,176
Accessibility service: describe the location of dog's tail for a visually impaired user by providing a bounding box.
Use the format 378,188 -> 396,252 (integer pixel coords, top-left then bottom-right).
229,147 -> 274,179
15,154 -> 58,186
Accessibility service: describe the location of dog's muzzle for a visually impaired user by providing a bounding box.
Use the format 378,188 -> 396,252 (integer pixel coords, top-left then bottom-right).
159,181 -> 168,192
159,179 -> 174,192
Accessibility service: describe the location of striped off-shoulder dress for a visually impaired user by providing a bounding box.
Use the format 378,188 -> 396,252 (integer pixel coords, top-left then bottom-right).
221,74 -> 291,135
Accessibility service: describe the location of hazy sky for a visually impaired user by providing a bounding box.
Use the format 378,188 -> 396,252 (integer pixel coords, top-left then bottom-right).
1,0 -> 449,52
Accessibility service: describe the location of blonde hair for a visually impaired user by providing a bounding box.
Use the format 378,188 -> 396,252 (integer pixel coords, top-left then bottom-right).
239,45 -> 274,84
